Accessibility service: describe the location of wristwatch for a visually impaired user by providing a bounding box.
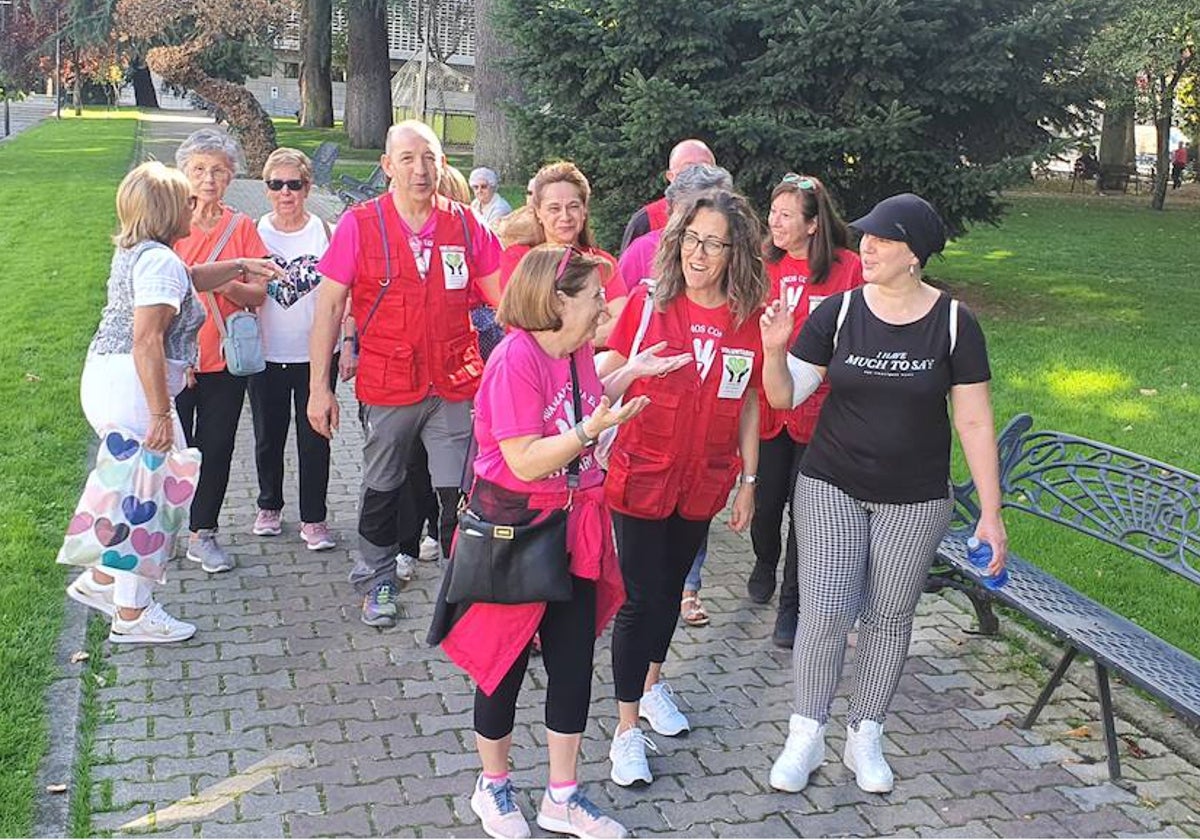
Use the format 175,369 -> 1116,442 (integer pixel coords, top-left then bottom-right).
740,474 -> 758,485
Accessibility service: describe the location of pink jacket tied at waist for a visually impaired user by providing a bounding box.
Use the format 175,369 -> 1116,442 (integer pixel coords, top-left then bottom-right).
440,484 -> 626,695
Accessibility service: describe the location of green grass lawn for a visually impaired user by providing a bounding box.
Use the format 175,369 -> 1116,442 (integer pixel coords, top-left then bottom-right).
0,111 -> 137,837
938,188 -> 1200,656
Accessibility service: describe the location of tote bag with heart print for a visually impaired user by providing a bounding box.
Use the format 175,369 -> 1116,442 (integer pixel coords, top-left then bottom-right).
56,429 -> 202,583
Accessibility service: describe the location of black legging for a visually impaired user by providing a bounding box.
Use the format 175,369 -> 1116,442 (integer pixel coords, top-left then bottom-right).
610,511 -> 711,703
473,577 -> 597,740
176,368 -> 247,532
750,433 -> 806,609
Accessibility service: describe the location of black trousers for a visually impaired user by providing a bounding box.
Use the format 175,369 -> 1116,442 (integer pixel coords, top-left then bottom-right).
610,511 -> 711,703
409,440 -> 442,541
175,369 -> 247,532
474,577 -> 598,740
750,433 -> 806,609
247,359 -> 336,524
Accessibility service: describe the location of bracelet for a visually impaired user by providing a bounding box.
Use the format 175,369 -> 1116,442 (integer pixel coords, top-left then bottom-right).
574,422 -> 596,448
342,336 -> 356,344
740,474 -> 758,485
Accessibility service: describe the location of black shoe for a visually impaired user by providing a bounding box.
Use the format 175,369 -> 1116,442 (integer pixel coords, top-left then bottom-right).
772,606 -> 798,649
747,562 -> 776,604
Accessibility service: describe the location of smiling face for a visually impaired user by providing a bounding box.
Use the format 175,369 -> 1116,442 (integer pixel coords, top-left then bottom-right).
184,152 -> 234,207
859,232 -> 918,285
768,191 -> 816,255
557,268 -> 608,349
264,163 -> 310,223
535,181 -> 587,246
680,207 -> 731,295
382,128 -> 442,204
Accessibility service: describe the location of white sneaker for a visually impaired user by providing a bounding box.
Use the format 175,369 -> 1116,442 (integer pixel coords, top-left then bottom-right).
843,719 -> 894,793
609,725 -> 657,787
418,535 -> 441,562
67,572 -> 116,618
395,553 -> 417,582
638,681 -> 690,736
109,602 -> 196,645
469,774 -> 530,839
769,714 -> 826,792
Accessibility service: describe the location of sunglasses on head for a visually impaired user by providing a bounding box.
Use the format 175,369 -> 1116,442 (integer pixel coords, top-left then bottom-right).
781,173 -> 817,190
554,245 -> 584,286
266,178 -> 307,192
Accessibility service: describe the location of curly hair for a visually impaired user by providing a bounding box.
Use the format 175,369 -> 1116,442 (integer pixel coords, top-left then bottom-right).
653,190 -> 768,326
764,174 -> 851,286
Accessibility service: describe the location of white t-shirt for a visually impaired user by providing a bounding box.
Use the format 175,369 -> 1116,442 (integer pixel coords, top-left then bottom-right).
256,213 -> 333,363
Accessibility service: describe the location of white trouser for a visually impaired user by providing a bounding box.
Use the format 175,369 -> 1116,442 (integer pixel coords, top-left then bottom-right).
79,354 -> 186,609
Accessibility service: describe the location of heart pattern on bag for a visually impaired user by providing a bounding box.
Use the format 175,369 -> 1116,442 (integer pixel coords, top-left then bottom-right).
163,477 -> 194,506
142,450 -> 166,471
265,255 -> 323,309
101,549 -> 139,571
105,432 -> 140,461
94,517 -> 130,547
130,528 -> 166,556
121,495 -> 157,526
169,458 -> 200,479
67,512 -> 94,536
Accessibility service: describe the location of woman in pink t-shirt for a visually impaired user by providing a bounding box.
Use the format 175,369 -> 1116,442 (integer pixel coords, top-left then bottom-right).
429,245 -> 688,839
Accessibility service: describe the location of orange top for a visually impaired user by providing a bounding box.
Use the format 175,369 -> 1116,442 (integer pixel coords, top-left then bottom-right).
174,207 -> 268,373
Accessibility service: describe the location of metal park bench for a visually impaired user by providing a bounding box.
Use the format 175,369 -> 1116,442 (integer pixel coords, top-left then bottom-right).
337,165 -> 388,207
927,414 -> 1200,785
310,141 -> 340,188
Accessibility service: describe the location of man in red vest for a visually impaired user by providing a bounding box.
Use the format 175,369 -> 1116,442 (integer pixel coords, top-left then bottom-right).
308,120 -> 502,628
618,138 -> 716,255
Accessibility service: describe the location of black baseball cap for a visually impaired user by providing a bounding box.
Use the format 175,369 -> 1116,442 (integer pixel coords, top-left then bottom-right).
850,193 -> 946,267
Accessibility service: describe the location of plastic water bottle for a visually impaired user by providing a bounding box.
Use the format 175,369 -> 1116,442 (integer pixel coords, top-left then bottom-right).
966,536 -> 1009,590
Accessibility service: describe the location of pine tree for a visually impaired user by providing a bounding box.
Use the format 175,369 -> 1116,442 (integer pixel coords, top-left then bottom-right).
498,0 -> 1109,244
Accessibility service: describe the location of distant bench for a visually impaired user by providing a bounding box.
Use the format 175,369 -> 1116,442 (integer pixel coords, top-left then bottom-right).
927,414 -> 1200,785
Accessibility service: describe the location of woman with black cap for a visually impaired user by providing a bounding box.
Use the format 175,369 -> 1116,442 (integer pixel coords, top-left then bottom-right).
758,193 -> 1008,795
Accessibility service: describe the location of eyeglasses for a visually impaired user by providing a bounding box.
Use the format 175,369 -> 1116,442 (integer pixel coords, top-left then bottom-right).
681,231 -> 731,258
266,178 -> 307,192
781,173 -> 817,190
188,165 -> 231,182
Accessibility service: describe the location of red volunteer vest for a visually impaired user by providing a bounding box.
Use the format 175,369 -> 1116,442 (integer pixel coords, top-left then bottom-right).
644,197 -> 670,231
605,288 -> 762,521
759,249 -> 863,443
350,195 -> 483,406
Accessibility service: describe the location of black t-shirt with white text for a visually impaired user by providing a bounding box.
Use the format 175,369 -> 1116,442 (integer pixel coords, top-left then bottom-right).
792,289 -> 991,504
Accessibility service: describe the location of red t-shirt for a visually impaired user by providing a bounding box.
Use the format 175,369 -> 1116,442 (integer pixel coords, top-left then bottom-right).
499,244 -> 627,303
174,207 -> 269,373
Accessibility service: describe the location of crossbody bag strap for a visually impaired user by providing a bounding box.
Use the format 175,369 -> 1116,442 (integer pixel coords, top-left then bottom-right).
628,281 -> 656,360
949,298 -> 960,356
356,197 -> 395,345
200,212 -> 244,342
832,288 -> 854,351
566,353 -> 585,491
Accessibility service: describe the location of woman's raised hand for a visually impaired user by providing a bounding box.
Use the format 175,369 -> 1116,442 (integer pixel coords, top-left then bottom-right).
759,299 -> 795,354
625,341 -> 692,380
584,394 -> 651,438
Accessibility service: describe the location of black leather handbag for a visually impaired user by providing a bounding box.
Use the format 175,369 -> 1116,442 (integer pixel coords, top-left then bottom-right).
444,354 -> 586,605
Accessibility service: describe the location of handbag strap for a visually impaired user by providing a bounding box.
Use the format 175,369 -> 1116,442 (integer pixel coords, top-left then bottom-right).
201,212 -> 245,341
566,353 -> 585,490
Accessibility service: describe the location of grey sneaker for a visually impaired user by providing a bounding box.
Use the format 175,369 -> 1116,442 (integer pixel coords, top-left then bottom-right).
395,552 -> 417,582
361,580 -> 399,627
186,529 -> 235,573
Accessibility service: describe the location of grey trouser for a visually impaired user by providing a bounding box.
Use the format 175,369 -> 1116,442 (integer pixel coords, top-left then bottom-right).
350,397 -> 471,594
792,473 -> 953,726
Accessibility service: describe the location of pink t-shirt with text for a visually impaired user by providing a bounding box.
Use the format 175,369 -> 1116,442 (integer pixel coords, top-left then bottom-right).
472,330 -> 605,495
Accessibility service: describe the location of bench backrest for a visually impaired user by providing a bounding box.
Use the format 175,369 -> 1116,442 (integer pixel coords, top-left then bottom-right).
951,414 -> 1200,586
311,141 -> 340,187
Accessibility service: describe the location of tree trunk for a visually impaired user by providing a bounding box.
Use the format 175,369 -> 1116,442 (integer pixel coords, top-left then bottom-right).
344,0 -> 392,149
299,0 -> 334,127
129,59 -> 159,108
472,0 -> 522,179
1098,101 -> 1134,168
72,46 -> 82,116
1152,108 -> 1171,211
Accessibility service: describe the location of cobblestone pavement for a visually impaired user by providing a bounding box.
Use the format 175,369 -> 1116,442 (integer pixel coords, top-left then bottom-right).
77,113 -> 1200,838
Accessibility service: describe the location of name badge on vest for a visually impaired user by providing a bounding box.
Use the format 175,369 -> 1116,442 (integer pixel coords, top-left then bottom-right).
717,348 -> 754,400
440,245 -> 469,290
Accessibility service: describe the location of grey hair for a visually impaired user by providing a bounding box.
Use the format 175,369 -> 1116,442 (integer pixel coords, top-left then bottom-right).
665,164 -> 734,209
175,127 -> 246,174
469,167 -> 499,188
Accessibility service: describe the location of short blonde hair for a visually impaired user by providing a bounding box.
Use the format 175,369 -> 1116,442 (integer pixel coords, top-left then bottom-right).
438,164 -> 472,203
114,162 -> 193,249
262,147 -> 313,183
498,245 -> 605,332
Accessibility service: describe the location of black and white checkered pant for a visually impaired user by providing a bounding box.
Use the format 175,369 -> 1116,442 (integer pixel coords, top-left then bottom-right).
792,474 -> 953,726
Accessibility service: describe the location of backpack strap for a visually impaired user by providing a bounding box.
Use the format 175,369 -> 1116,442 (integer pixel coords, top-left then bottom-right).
949,298 -> 960,355
832,289 -> 854,350
199,212 -> 246,342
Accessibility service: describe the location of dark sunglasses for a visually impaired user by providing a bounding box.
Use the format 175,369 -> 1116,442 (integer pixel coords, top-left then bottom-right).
781,172 -> 817,190
266,178 -> 307,192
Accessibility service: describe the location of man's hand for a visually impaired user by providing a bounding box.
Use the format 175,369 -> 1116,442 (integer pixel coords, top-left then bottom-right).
308,387 -> 340,439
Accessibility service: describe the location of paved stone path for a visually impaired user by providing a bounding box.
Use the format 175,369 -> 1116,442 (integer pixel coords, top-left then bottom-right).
1,93 -> 57,142
75,113 -> 1200,838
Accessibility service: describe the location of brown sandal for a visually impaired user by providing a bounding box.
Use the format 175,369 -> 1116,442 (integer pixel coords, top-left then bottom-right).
681,593 -> 710,627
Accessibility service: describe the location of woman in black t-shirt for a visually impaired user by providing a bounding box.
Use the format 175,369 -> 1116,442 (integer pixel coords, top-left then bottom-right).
758,193 -> 1008,797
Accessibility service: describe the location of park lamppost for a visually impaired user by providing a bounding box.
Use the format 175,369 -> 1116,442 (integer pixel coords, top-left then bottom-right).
0,0 -> 10,137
